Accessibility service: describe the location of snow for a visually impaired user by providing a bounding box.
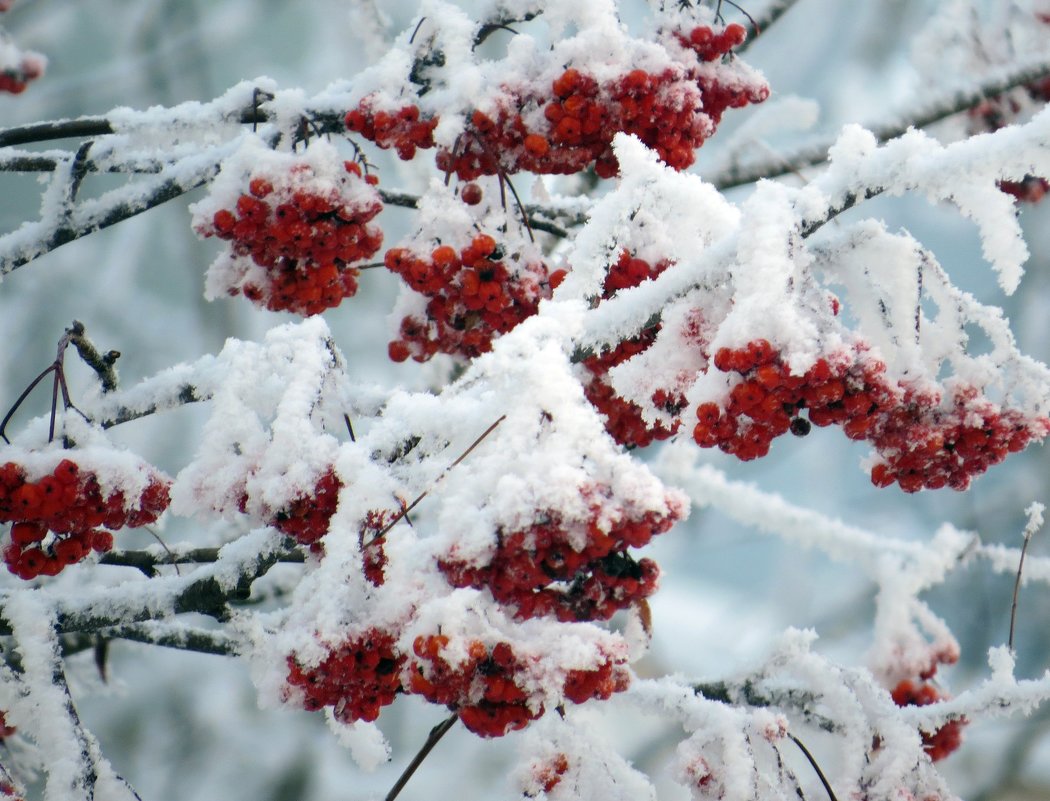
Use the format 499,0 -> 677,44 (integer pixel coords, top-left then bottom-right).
2,1 -> 1050,800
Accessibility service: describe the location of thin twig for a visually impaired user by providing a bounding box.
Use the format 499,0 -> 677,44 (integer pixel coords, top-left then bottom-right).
365,415 -> 506,546
788,733 -> 838,801
384,714 -> 458,801
1009,502 -> 1044,652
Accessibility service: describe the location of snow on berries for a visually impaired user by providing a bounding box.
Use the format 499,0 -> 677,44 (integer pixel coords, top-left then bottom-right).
344,98 -> 439,161
581,251 -> 686,448
284,627 -> 405,724
192,138 -> 383,315
691,340 -> 1048,491
0,33 -> 45,95
383,184 -> 563,362
386,232 -> 559,362
437,489 -> 672,622
433,44 -> 768,180
0,447 -> 170,579
890,679 -> 966,762
344,6 -> 767,180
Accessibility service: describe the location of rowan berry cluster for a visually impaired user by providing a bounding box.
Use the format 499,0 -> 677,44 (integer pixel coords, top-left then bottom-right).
344,100 -> 438,161
524,754 -> 570,797
890,679 -> 966,762
285,628 -> 404,724
358,509 -> 391,587
408,634 -> 627,737
438,486 -> 681,622
194,159 -> 383,315
346,24 -> 765,180
385,234 -> 560,362
967,34 -> 1050,204
435,29 -> 767,180
0,51 -> 43,95
0,456 -> 170,579
240,468 -> 342,547
693,340 -> 1046,491
582,252 -> 684,448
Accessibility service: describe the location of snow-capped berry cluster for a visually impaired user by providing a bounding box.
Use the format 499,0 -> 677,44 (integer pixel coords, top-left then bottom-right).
285,628 -> 404,724
0,33 -> 45,95
0,456 -> 170,579
408,633 -> 628,737
385,234 -> 561,362
193,149 -> 383,315
344,99 -> 439,161
357,509 -> 391,586
582,252 -> 685,448
434,30 -> 767,180
692,341 -> 1048,491
346,24 -> 765,180
409,634 -> 540,736
890,679 -> 966,762
438,485 -> 681,621
523,754 -> 570,797
240,468 -> 342,547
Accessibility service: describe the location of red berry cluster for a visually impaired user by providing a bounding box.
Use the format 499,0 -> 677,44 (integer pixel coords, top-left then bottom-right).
968,58 -> 1050,203
439,488 -> 680,622
0,712 -> 15,740
692,340 -> 1046,491
344,99 -> 439,160
0,51 -> 44,95
358,509 -> 391,587
196,161 -> 383,315
673,21 -> 748,61
385,234 -> 560,362
525,754 -> 570,797
408,634 -> 627,737
0,457 -> 170,579
434,29 -> 767,180
583,252 -> 685,448
241,468 -> 341,547
408,634 -> 539,736
890,680 -> 966,762
285,628 -> 404,724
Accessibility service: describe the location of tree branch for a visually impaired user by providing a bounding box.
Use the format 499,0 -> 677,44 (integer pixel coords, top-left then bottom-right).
0,536 -> 285,637
99,547 -> 304,576
712,57 -> 1050,190
695,679 -> 837,732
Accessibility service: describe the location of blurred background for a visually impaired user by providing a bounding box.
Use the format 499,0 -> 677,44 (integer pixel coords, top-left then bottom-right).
0,1 -> 1048,799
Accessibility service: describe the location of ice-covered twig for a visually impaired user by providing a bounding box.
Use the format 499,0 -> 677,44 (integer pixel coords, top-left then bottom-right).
99,546 -> 304,576
711,55 -> 1050,190
694,678 -> 836,732
0,531 -> 286,637
0,148 -> 226,274
1009,503 -> 1044,652
5,595 -> 100,800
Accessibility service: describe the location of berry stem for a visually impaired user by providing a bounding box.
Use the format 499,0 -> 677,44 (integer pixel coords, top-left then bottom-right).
384,713 -> 458,801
